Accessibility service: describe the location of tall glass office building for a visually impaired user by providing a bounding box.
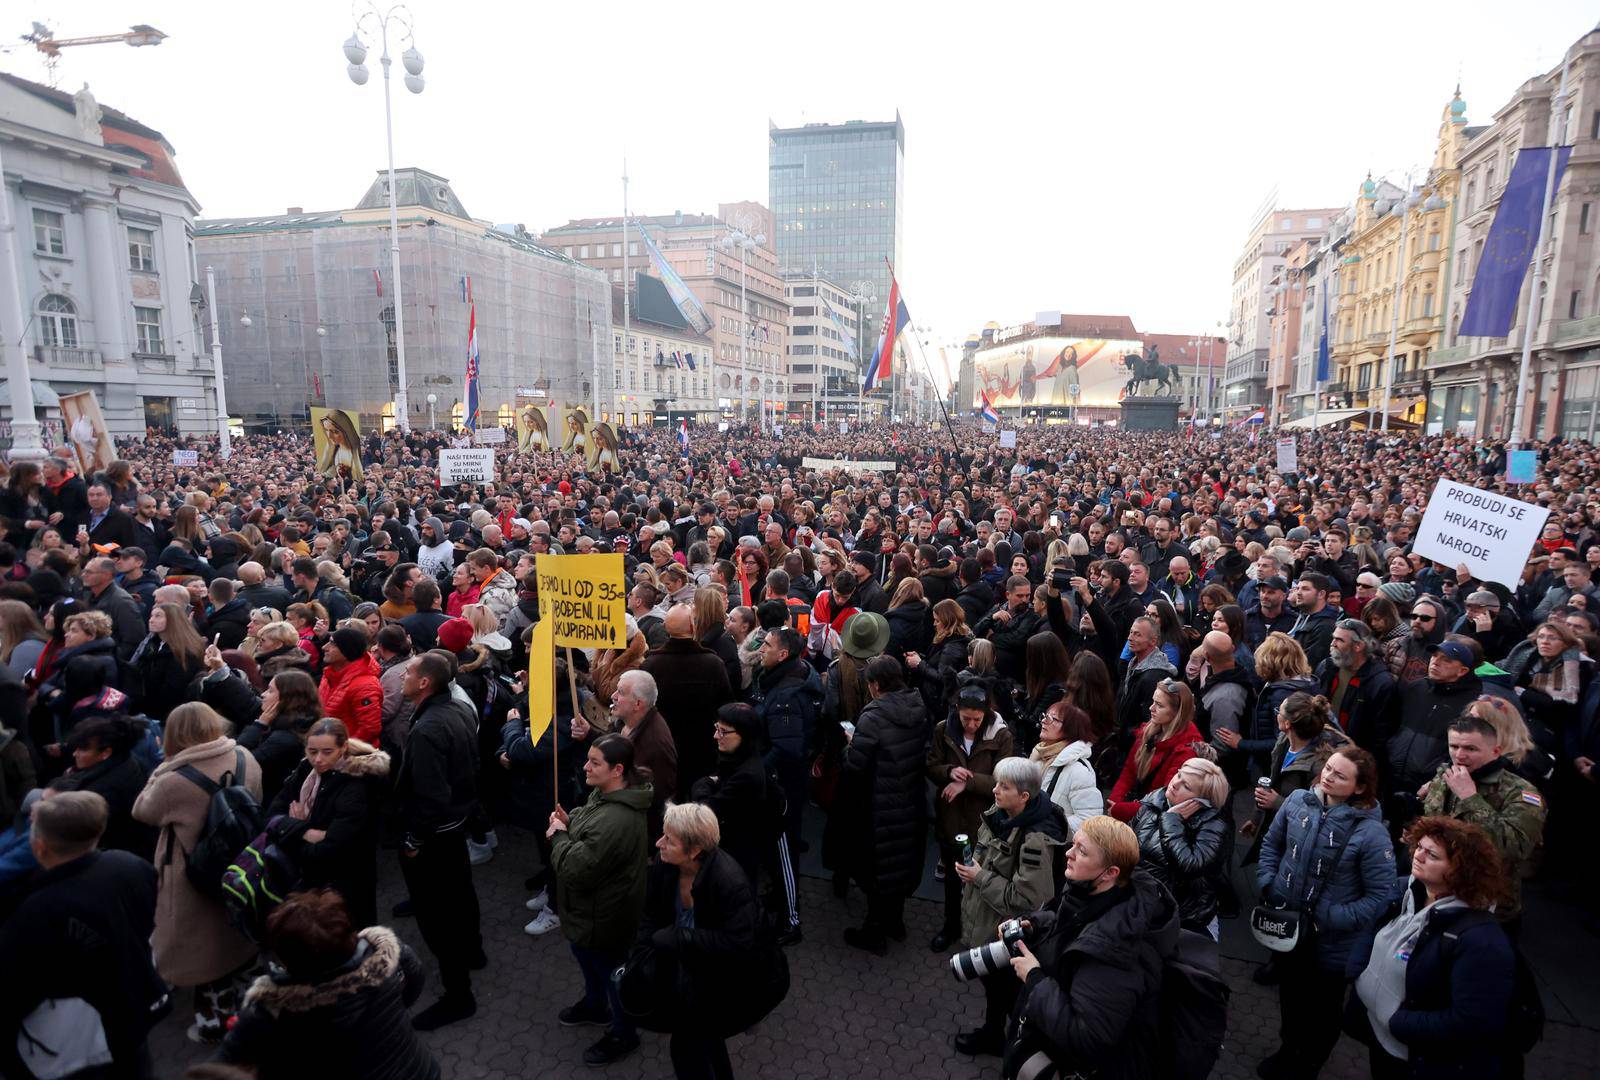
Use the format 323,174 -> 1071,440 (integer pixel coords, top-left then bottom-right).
768,115 -> 905,311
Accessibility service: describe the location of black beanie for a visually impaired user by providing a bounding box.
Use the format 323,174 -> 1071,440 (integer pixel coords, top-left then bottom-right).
331,626 -> 369,663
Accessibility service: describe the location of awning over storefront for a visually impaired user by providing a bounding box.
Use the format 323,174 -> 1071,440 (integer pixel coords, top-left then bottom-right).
1281,408 -> 1362,430
32,382 -> 60,408
1280,407 -> 1421,431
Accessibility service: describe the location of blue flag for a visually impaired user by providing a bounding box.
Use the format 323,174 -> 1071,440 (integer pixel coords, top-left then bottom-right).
1316,274 -> 1330,383
1459,146 -> 1573,338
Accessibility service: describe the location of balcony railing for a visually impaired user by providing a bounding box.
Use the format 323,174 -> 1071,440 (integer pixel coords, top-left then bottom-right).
1554,314 -> 1600,345
34,345 -> 102,369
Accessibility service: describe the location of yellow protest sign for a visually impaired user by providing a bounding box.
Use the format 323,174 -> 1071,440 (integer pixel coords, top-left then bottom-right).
535,553 -> 626,649
527,616 -> 555,746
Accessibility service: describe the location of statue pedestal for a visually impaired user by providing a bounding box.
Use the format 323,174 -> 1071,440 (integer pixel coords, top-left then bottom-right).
1119,396 -> 1181,431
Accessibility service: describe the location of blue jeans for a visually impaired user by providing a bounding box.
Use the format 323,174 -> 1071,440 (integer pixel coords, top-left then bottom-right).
571,943 -> 633,1039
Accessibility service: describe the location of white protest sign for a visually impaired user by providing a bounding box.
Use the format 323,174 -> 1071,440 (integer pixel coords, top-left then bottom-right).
437,448 -> 496,486
999,429 -> 1017,449
172,450 -> 198,466
838,421 -> 848,435
474,426 -> 506,445
1275,437 -> 1297,474
800,457 -> 898,472
1414,478 -> 1550,588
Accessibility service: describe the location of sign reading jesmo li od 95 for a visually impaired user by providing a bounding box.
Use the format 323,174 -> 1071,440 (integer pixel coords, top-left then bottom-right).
1414,479 -> 1550,588
534,553 -> 626,648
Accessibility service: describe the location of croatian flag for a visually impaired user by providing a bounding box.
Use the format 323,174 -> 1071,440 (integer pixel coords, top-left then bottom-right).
979,391 -> 1000,426
864,275 -> 909,391
464,303 -> 480,432
678,417 -> 689,450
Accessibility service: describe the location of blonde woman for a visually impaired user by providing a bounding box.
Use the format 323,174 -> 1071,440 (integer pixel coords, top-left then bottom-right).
1127,756 -> 1230,936
693,587 -> 741,692
462,601 -> 512,661
255,619 -> 313,681
132,701 -> 263,1041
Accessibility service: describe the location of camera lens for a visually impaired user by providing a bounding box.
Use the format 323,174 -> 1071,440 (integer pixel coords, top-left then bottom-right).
948,939 -> 1014,983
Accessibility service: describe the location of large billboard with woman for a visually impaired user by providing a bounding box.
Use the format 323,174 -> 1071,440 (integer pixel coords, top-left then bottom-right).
972,337 -> 1143,410
311,407 -> 363,486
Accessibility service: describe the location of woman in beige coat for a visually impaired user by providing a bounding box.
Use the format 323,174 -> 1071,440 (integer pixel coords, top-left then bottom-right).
132,701 -> 263,1043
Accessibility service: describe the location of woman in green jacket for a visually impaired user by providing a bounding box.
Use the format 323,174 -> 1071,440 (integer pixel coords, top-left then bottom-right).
548,734 -> 653,1068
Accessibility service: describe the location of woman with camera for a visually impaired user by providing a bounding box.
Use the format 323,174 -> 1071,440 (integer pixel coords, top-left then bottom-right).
1003,815 -> 1180,1080
950,756 -> 1067,1057
1255,746 -> 1395,1080
1352,816 -> 1515,1080
927,683 -> 1014,952
1128,757 -> 1231,937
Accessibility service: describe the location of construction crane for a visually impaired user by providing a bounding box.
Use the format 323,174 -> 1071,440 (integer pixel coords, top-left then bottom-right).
19,22 -> 167,83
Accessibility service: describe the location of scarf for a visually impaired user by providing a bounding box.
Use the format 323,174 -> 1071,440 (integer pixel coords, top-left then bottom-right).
289,768 -> 323,821
1529,653 -> 1580,704
1029,738 -> 1068,769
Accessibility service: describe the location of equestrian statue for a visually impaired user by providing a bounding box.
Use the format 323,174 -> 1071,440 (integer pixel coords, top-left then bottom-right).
1121,344 -> 1179,397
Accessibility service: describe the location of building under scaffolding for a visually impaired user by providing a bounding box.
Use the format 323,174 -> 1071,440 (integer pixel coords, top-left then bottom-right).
195,168 -> 609,432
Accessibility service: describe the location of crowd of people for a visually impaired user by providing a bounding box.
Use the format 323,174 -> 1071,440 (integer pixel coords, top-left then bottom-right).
0,414 -> 1594,1080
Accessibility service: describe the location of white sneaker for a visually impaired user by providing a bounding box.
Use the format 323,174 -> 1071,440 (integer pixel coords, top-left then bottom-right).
468,839 -> 494,866
525,888 -> 550,913
524,909 -> 561,935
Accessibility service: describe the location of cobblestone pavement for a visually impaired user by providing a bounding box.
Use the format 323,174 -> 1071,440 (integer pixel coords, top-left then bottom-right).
148,816 -> 1600,1079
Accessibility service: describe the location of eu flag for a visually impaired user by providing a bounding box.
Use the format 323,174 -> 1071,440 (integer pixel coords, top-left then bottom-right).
1459,146 -> 1573,338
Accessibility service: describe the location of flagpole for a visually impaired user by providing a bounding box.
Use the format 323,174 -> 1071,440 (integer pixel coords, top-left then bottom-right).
621,161 -> 630,426
1510,57 -> 1570,448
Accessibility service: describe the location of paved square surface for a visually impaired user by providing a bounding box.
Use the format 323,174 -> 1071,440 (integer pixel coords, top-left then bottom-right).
148,810 -> 1600,1079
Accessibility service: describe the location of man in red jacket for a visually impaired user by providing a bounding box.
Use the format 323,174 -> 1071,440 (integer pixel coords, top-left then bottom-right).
320,626 -> 383,744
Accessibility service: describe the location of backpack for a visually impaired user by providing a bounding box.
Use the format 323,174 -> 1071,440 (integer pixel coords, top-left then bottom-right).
221,818 -> 299,943
760,674 -> 820,759
1442,910 -> 1544,1054
1155,928 -> 1230,1080
1002,926 -> 1228,1080
169,749 -> 263,902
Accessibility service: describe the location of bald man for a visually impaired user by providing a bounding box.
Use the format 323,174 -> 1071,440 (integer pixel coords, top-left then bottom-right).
639,603 -> 734,790
237,558 -> 293,613
1195,630 -> 1253,757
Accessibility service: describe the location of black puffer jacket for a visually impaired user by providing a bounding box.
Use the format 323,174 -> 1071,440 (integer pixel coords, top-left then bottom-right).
636,848 -> 769,1038
217,927 -> 438,1079
840,687 -> 930,894
267,741 -> 391,930
1388,673 -> 1482,796
1129,789 -> 1228,930
1015,870 -> 1181,1080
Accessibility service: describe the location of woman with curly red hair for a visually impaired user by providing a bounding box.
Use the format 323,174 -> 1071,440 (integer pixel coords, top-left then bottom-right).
1352,816 -> 1517,1080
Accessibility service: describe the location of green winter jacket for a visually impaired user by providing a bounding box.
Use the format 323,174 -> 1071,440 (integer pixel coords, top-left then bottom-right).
959,795 -> 1068,950
1421,759 -> 1546,917
552,782 -> 653,952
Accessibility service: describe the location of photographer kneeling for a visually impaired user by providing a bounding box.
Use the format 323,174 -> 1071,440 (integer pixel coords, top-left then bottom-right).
950,756 -> 1067,1057
1003,815 -> 1179,1079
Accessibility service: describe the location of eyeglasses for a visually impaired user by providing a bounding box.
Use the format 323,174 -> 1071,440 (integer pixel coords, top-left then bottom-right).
712,725 -> 737,738
1410,614 -> 1436,623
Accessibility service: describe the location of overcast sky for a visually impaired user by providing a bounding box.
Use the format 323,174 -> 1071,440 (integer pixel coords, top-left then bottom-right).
9,1 -> 1598,363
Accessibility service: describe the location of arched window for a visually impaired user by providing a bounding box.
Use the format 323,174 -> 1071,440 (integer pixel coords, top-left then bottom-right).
450,401 -> 465,430
38,294 -> 78,348
497,403 -> 514,429
1422,286 -> 1436,318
